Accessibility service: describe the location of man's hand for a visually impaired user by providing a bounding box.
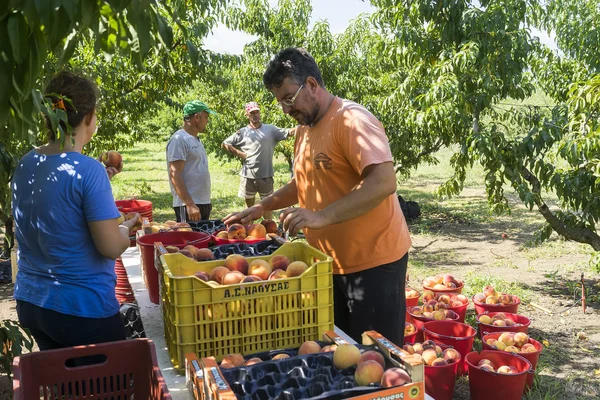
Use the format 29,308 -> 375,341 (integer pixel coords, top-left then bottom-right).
120,212 -> 141,233
223,204 -> 264,226
186,204 -> 201,221
99,157 -> 123,180
279,207 -> 328,236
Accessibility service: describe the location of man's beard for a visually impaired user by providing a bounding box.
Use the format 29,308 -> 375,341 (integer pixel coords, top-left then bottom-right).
291,101 -> 320,126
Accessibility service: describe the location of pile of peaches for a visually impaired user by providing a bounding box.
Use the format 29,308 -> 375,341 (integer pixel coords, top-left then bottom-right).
422,274 -> 463,290
407,292 -> 464,321
484,332 -> 537,354
474,285 -> 519,305
475,359 -> 521,374
147,220 -> 192,233
401,340 -> 461,367
220,342 -> 412,388
477,312 -> 525,328
215,220 -> 278,241
167,248 -> 309,285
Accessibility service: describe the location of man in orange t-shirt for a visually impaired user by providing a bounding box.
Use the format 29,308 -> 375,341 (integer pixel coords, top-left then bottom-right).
224,47 -> 412,344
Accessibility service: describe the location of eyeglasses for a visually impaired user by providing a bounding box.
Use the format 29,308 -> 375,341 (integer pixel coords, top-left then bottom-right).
278,84 -> 304,108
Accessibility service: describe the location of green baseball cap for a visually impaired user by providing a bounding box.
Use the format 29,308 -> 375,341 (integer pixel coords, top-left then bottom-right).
183,100 -> 216,117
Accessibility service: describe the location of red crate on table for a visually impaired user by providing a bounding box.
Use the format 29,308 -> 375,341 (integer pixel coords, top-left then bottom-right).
12,339 -> 171,399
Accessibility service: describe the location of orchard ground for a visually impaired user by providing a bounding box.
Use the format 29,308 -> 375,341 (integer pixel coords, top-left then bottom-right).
0,142 -> 599,399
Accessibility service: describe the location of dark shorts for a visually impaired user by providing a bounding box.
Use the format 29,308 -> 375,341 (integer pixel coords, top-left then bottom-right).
174,203 -> 212,222
16,300 -> 126,352
333,253 -> 408,345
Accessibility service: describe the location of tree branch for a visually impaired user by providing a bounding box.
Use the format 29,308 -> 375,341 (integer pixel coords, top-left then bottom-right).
520,165 -> 600,250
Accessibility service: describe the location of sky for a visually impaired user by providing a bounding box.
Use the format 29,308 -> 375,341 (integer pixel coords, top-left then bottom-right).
203,0 -> 557,55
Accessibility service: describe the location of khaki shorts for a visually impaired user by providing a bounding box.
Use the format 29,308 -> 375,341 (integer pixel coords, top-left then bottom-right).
238,176 -> 274,199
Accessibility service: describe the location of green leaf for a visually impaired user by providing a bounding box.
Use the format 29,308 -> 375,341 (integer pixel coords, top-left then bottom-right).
7,13 -> 29,64
186,39 -> 199,66
155,14 -> 173,49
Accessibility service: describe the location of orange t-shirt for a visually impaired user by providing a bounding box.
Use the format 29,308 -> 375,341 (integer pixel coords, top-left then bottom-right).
293,97 -> 412,274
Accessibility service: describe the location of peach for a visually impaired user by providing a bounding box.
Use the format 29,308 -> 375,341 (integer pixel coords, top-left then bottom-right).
100,150 -> 122,168
497,365 -> 516,374
499,332 -> 515,346
433,310 -> 446,320
435,303 -> 447,311
422,304 -> 434,313
480,364 -> 495,372
437,294 -> 451,304
222,353 -> 244,367
333,344 -> 361,369
209,266 -> 230,284
269,255 -> 290,271
380,367 -> 411,388
494,312 -> 508,320
412,343 -> 423,354
451,301 -> 464,307
474,293 -> 486,303
182,245 -> 198,255
227,223 -> 246,239
117,212 -> 126,224
175,222 -> 192,231
272,353 -> 290,360
422,311 -> 433,319
405,288 -> 420,298
498,294 -> 513,305
435,346 -> 443,355
433,275 -> 443,284
492,340 -> 507,351
421,340 -> 436,350
194,248 -> 215,261
402,344 -> 415,354
422,348 -> 438,365
178,249 -> 194,258
431,358 -> 448,366
486,339 -> 496,346
513,332 -> 529,347
241,275 -> 261,283
442,348 -> 461,363
222,271 -> 245,285
444,310 -> 458,320
433,284 -> 446,290
410,306 -> 423,315
483,285 -> 497,297
404,322 -> 416,336
224,254 -> 249,275
219,360 -> 236,369
442,274 -> 454,285
504,345 -> 520,353
478,359 -> 494,367
355,360 -> 384,386
320,344 -> 338,353
260,219 -> 278,234
358,350 -> 385,369
298,340 -> 321,355
268,269 -> 287,280
520,343 -> 537,353
248,259 -> 272,280
456,294 -> 468,304
216,231 -> 229,239
492,319 -> 506,327
246,223 -> 267,238
485,295 -> 498,305
165,245 -> 179,253
286,261 -> 308,277
423,277 -> 436,288
245,357 -> 262,366
194,271 -> 209,281
164,220 -> 177,227
504,319 -> 515,326
478,315 -> 492,325
422,290 -> 435,301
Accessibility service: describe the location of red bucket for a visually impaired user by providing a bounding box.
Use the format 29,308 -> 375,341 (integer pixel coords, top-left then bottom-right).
473,294 -> 520,314
137,231 -> 211,304
116,199 -> 153,213
465,350 -> 533,400
403,322 -> 418,344
405,287 -> 420,324
422,320 -> 477,376
476,312 -> 530,339
424,343 -> 461,400
481,332 -> 542,390
446,300 -> 469,323
408,310 -> 460,343
422,280 -> 464,295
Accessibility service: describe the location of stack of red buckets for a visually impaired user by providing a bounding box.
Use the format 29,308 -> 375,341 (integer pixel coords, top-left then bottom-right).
114,199 -> 153,304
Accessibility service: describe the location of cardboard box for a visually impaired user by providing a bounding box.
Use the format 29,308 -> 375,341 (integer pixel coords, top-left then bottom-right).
186,330 -> 425,400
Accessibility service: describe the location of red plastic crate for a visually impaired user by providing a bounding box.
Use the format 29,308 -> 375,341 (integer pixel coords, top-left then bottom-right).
13,339 -> 171,399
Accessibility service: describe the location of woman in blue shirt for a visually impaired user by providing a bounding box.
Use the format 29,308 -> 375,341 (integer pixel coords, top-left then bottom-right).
12,71 -> 139,350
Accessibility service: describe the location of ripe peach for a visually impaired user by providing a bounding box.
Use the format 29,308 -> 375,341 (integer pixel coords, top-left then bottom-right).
520,343 -> 537,353
100,150 -> 122,168
451,301 -> 464,307
216,231 -> 229,239
355,360 -> 384,386
241,275 -> 261,283
320,344 -> 338,353
175,222 -> 192,231
423,277 -> 436,288
333,344 -> 361,369
272,353 -> 290,360
433,310 -> 446,320
437,294 -> 451,304
222,271 -> 245,285
474,293 -> 486,303
194,248 -> 215,261
380,367 -> 411,388
497,365 -> 516,374
478,359 -> 494,367
480,364 -> 495,372
504,345 -> 520,353
269,255 -> 290,271
165,245 -> 179,253
422,290 -> 435,301
405,288 -> 420,298
268,269 -> 287,280
246,223 -> 267,239
358,350 -> 385,369
433,275 -> 443,284
493,312 -> 508,320
492,319 -> 506,327
483,285 -> 497,297
286,261 -> 308,277
499,332 -> 515,346
227,223 -> 246,239
248,259 -> 272,280
422,311 -> 433,319
421,340 -> 436,350
182,245 -> 198,255
435,303 -> 447,311
455,294 -> 468,304
513,332 -> 529,347
404,322 -> 416,336
498,294 -> 513,305
442,348 -> 460,363
245,357 -> 262,366
209,266 -> 230,284
504,319 -> 515,326
433,284 -> 446,290
298,340 -> 321,355
485,295 -> 498,305
478,315 -> 492,325
178,249 -> 194,258
219,360 -> 236,369
224,254 -> 249,275
422,304 -> 434,313
410,306 -> 423,315
422,348 -> 438,365
164,220 -> 177,227
431,358 -> 448,366
222,353 -> 245,367
402,344 -> 415,354
444,310 -> 458,320
442,274 -> 454,285
492,340 -> 507,351
194,271 -> 209,281
260,219 -> 278,234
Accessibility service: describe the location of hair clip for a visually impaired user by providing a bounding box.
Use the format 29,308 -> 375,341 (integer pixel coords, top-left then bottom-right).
282,60 -> 293,68
52,98 -> 66,111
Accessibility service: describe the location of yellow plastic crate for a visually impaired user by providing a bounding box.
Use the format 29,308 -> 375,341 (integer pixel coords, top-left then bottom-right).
157,242 -> 334,371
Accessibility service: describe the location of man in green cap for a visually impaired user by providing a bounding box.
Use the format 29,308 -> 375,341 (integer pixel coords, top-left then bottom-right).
166,100 -> 216,222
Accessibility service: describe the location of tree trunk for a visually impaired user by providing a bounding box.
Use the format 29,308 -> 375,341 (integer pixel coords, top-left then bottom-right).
520,166 -> 600,251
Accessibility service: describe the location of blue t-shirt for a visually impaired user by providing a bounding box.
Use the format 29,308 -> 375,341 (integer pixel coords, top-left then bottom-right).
12,150 -> 121,318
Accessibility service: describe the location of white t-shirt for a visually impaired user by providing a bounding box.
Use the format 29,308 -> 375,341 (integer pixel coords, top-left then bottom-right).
166,129 -> 211,206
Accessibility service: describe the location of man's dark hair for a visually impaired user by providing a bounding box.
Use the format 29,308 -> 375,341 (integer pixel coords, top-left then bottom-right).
44,71 -> 98,140
263,47 -> 325,90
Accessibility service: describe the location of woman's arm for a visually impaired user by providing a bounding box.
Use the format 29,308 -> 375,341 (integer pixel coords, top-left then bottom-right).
88,213 -> 140,260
